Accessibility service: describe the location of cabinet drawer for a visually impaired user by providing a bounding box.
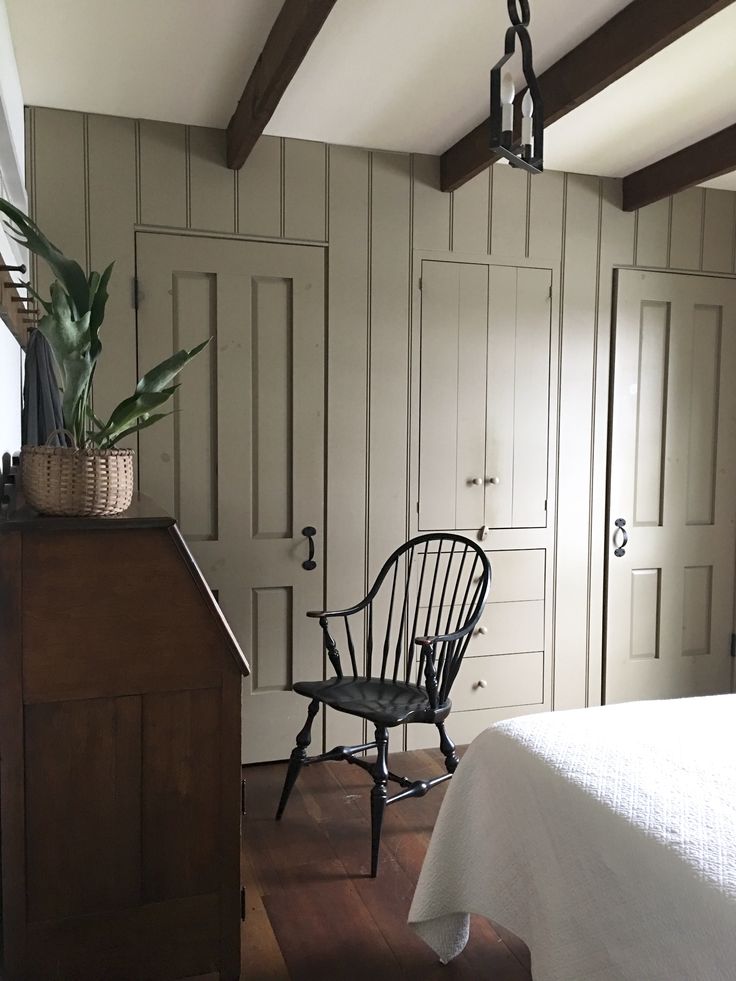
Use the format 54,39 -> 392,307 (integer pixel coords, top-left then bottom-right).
452,652 -> 544,711
489,549 -> 544,603
415,548 -> 544,607
468,599 -> 543,655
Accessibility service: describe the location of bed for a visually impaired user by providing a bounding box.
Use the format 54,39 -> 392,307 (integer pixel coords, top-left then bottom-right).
409,694 -> 736,981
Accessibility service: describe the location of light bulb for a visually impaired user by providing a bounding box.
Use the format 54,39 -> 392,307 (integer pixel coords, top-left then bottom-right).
521,90 -> 533,147
501,72 -> 515,133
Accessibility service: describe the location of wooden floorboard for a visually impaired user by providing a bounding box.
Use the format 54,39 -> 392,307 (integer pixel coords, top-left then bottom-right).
242,747 -> 533,980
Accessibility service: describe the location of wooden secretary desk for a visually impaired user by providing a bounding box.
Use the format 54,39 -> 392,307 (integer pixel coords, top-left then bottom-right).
0,496 -> 250,981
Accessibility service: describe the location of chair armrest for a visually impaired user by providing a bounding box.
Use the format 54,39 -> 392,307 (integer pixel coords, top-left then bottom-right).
306,598 -> 370,619
414,624 -> 475,647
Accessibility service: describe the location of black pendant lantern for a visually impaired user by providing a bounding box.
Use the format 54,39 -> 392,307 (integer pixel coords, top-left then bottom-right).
490,0 -> 543,173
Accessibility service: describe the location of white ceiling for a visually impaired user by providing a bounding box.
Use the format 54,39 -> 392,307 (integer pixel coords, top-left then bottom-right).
4,0 -> 284,129
543,5 -> 736,188
5,0 -> 736,189
265,0 -> 633,153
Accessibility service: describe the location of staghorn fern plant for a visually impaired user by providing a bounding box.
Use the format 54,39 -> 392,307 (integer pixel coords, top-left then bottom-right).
0,198 -> 209,450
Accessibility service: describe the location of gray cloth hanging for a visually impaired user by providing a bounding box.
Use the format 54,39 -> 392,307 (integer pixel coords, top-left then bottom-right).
22,329 -> 64,446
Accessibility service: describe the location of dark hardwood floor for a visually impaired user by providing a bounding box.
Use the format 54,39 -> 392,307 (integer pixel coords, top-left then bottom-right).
242,747 -> 533,980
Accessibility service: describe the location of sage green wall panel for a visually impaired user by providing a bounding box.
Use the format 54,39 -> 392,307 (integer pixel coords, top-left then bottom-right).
86,113 -> 138,425
188,126 -> 236,234
490,164 -> 528,258
238,136 -> 282,238
412,154 -> 450,252
451,168 -> 490,255
635,196 -> 670,268
283,138 -> 326,241
702,188 -> 735,274
325,144 -> 370,748
554,173 -> 601,711
369,150 -> 411,748
138,119 -> 187,228
669,187 -> 703,271
528,169 -> 565,260
368,151 -> 411,577
30,108 -> 87,297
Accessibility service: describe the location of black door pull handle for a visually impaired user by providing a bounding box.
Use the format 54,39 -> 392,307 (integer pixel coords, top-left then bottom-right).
302,526 -> 317,570
613,518 -> 628,557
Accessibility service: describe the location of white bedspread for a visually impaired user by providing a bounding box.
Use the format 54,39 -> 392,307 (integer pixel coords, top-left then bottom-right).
409,695 -> 736,981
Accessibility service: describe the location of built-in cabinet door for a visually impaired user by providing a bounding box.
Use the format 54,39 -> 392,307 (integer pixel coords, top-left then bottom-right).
418,259 -> 552,533
605,270 -> 736,703
486,265 -> 552,528
418,261 -> 488,530
136,233 -> 325,763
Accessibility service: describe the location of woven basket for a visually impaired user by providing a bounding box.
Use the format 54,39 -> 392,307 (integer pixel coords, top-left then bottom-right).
21,434 -> 134,517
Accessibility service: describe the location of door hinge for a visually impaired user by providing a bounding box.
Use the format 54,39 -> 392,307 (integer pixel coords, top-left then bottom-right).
544,498 -> 548,511
241,777 -> 246,815
132,276 -> 140,311
730,633 -> 736,658
416,500 -> 420,514
548,285 -> 552,299
241,886 -> 246,921
418,277 -> 423,291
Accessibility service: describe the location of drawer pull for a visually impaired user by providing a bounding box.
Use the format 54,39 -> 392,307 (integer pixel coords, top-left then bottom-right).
485,476 -> 500,485
476,625 -> 488,636
471,477 -> 483,486
474,679 -> 488,689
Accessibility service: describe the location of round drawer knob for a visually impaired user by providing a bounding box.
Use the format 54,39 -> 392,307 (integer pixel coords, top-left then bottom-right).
476,625 -> 488,635
486,476 -> 500,485
475,679 -> 488,689
471,477 -> 483,486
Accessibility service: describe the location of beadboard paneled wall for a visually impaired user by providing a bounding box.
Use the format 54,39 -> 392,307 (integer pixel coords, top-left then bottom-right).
25,106 -> 736,722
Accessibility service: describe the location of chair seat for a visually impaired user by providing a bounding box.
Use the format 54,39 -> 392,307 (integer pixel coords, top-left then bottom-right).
293,676 -> 451,727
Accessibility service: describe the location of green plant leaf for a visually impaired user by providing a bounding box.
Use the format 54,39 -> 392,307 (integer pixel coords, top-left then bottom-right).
61,355 -> 93,445
135,338 -> 211,395
88,261 -> 114,358
101,411 -> 173,448
97,385 -> 179,444
49,282 -> 92,355
21,281 -> 53,315
0,197 -> 89,317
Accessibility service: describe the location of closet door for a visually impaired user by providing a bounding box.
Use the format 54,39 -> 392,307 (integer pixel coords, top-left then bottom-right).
136,232 -> 326,764
605,270 -> 736,703
486,266 -> 552,528
418,261 -> 488,531
417,259 -> 552,533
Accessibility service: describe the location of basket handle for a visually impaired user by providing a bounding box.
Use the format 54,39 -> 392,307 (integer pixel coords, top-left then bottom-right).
46,428 -> 77,449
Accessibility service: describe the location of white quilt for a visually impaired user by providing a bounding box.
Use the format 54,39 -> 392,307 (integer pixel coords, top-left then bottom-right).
409,695 -> 736,981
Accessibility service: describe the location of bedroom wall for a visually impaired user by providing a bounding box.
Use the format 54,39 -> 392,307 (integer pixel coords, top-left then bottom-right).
24,105 -> 736,718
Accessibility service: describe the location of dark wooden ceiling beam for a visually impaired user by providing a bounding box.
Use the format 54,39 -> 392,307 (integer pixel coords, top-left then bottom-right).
226,0 -> 337,170
622,124 -> 736,211
440,0 -> 735,192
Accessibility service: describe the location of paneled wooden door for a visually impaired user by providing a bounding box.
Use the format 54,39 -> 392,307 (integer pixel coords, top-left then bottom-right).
605,270 -> 736,703
136,233 -> 325,762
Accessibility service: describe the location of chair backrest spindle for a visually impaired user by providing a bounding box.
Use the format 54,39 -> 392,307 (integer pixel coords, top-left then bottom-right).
340,533 -> 490,705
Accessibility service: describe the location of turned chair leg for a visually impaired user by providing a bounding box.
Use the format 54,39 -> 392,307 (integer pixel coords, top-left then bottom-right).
370,725 -> 390,878
437,721 -> 459,774
275,699 -> 320,820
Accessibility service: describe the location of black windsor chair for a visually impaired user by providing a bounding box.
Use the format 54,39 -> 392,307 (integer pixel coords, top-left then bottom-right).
275,533 -> 492,876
